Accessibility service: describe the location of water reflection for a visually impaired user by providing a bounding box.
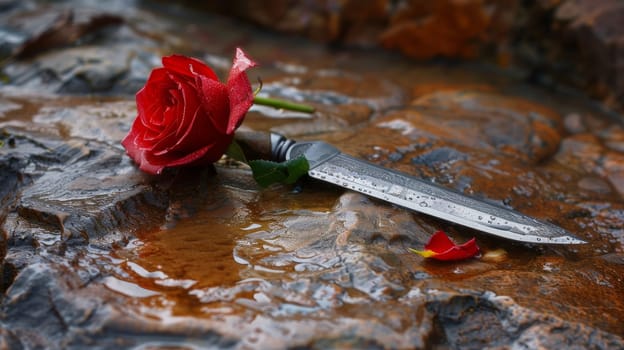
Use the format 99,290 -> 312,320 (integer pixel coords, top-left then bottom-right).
117,201 -> 248,291
110,174 -> 340,319
103,276 -> 160,298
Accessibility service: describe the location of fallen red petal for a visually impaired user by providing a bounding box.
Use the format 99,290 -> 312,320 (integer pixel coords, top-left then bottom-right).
412,231 -> 480,261
425,230 -> 456,252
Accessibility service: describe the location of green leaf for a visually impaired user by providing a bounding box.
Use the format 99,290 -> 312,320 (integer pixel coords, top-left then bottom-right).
225,140 -> 247,163
249,155 -> 309,188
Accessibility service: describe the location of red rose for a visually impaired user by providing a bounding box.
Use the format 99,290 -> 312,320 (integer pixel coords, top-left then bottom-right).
122,48 -> 257,174
410,231 -> 480,261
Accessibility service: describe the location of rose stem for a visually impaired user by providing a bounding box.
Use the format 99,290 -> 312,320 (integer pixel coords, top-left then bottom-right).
253,96 -> 315,113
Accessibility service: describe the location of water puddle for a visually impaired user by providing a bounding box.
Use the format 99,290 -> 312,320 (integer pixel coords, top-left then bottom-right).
109,173 -> 340,319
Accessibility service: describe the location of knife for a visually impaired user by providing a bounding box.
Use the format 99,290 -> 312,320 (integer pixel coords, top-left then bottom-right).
236,131 -> 586,244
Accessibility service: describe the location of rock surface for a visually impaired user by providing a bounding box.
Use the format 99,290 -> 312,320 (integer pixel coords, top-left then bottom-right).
0,0 -> 623,349
192,0 -> 624,116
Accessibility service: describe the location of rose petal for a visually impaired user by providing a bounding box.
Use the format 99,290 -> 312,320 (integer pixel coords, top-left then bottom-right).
136,68 -> 171,133
170,78 -> 201,138
198,75 -> 230,135
138,155 -> 165,175
410,231 -> 480,261
121,125 -> 165,175
144,136 -> 229,170
149,128 -> 178,155
225,47 -> 257,134
425,230 -> 456,252
143,146 -> 206,169
121,119 -> 143,163
162,55 -> 219,81
142,88 -> 182,149
431,237 -> 479,261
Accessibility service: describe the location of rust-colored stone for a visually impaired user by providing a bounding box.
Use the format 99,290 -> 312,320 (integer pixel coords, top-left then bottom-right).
379,0 -> 505,59
173,0 -> 624,116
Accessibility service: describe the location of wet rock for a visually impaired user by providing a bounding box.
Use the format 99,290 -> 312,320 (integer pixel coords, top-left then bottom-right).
411,147 -> 468,169
577,176 -> 612,194
246,67 -> 405,139
0,2 -> 164,95
412,90 -> 564,163
8,8 -> 123,60
175,0 -> 624,114
1,1 -> 623,349
0,141 -> 30,214
0,128 -> 167,247
555,133 -> 605,174
0,260 -> 241,349
192,0 -> 514,59
425,291 -> 624,349
552,0 -> 624,109
357,90 -> 565,195
603,152 -> 624,197
114,188 -> 624,348
379,1 -> 513,60
4,43 -> 158,95
13,145 -> 166,242
563,113 -> 587,134
2,263 -> 100,349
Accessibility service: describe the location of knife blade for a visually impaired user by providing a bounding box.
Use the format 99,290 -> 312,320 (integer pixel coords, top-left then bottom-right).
236,131 -> 585,244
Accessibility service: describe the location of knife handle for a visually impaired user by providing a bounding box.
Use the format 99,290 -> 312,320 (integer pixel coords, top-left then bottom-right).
234,130 -> 295,162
